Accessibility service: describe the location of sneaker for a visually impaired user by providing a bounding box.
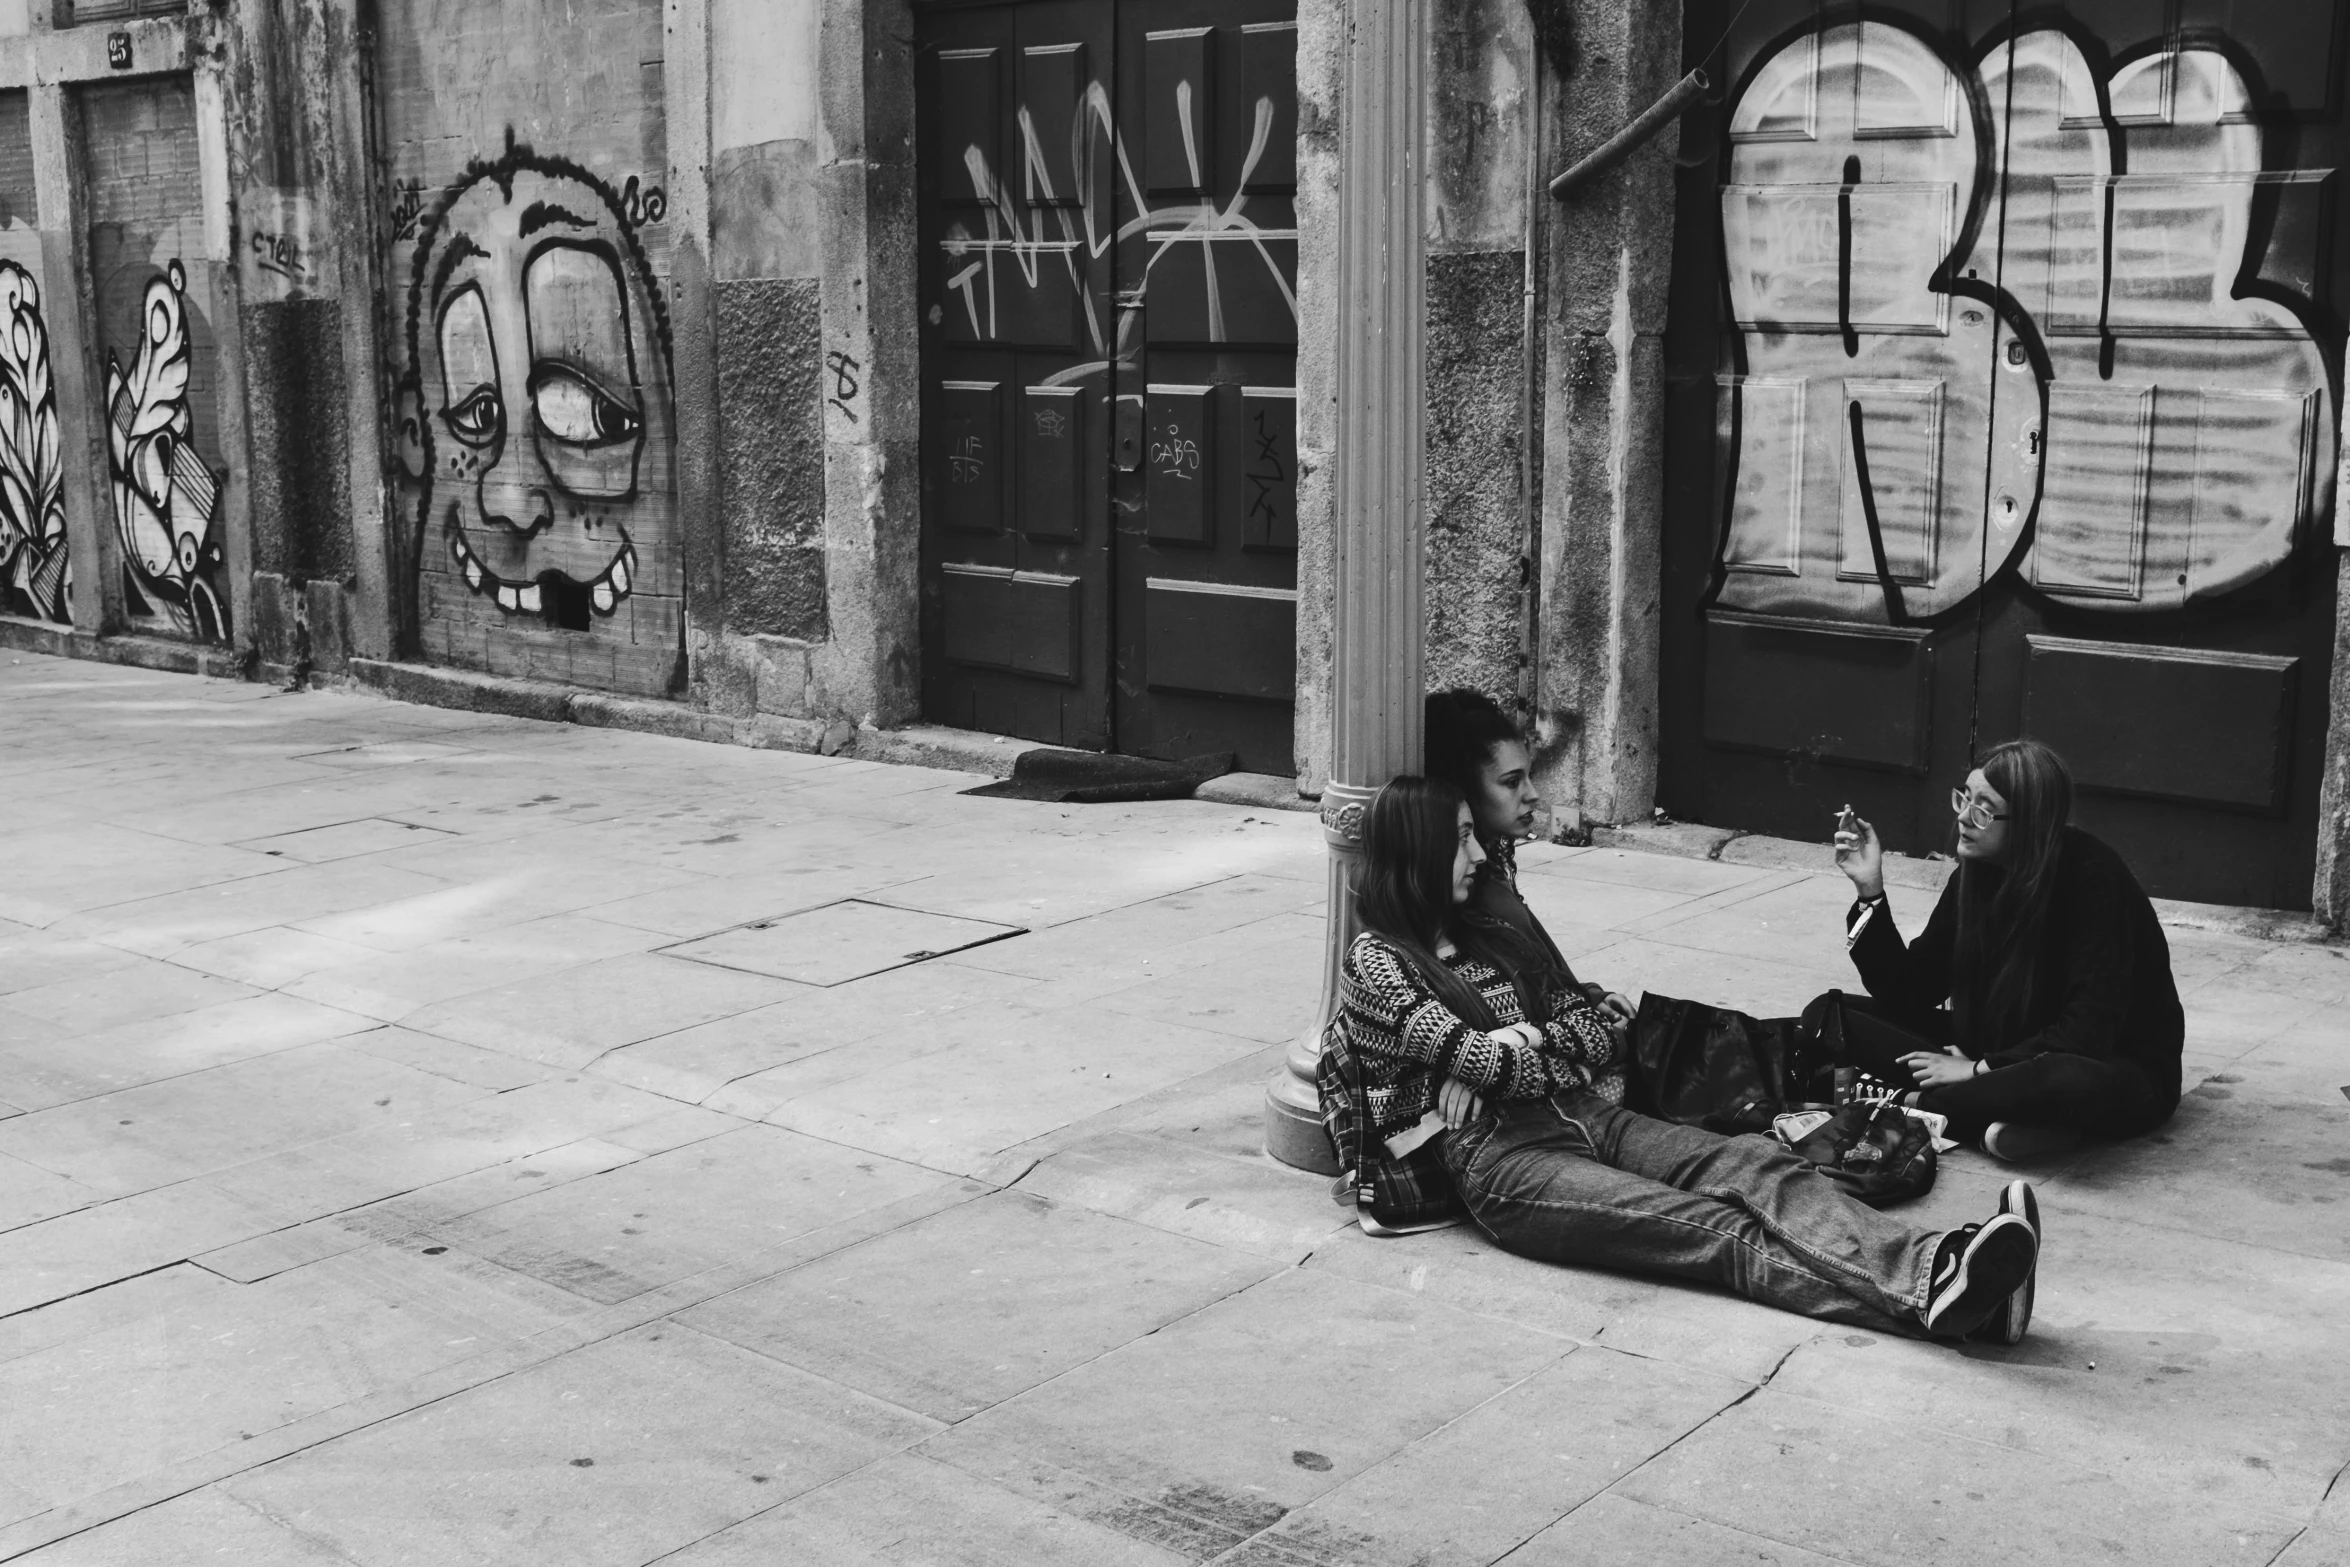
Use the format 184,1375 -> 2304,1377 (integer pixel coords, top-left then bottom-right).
1923,1210 -> 2039,1339
1982,1122 -> 2081,1163
1966,1180 -> 2040,1346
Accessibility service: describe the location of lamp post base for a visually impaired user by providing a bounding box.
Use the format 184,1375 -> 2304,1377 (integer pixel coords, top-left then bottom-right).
1264,1033 -> 1340,1174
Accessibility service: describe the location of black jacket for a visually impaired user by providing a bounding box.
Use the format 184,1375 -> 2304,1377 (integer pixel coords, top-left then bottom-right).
1848,826 -> 2184,1107
1467,839 -> 1606,1014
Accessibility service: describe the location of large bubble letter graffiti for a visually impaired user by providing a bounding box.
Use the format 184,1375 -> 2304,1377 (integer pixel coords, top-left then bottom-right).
1712,22 -> 2333,625
397,139 -> 674,634
107,259 -> 229,642
0,260 -> 70,626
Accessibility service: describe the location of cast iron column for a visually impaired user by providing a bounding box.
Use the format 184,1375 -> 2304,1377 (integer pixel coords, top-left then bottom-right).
1264,0 -> 1427,1171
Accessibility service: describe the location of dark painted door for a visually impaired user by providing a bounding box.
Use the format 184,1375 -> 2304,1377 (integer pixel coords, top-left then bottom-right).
917,1 -> 1121,750
1661,0 -> 2344,909
915,0 -> 1300,772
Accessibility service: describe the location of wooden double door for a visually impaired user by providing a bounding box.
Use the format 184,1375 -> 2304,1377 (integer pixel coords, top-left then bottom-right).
915,0 -> 1300,772
1662,0 -> 2348,908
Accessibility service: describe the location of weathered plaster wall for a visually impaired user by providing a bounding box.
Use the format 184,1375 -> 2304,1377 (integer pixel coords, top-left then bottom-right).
708,0 -> 826,650
1530,0 -> 1680,828
691,0 -> 916,735
241,298 -> 353,582
714,276 -> 825,641
1422,0 -> 1537,709
1424,248 -> 1528,701
2316,530 -> 2350,931
709,0 -> 821,282
230,0 -> 355,669
806,0 -> 921,730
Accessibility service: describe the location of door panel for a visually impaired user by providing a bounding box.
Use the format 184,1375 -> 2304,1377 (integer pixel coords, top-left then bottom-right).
1664,0 -> 2345,907
917,0 -> 1298,770
1113,1 -> 1299,771
918,2 -> 1118,747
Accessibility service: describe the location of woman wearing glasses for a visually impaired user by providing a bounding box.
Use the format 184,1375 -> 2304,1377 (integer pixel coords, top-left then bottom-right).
1832,739 -> 2184,1162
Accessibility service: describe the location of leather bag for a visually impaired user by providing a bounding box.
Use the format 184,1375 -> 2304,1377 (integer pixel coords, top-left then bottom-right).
1623,990 -> 1832,1134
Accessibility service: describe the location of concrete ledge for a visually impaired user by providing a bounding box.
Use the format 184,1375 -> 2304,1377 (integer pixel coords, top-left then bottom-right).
1590,820 -> 1739,859
2151,898 -> 2330,945
1590,817 -> 2334,942
849,721 -> 1047,777
346,658 -> 572,724
1195,771 -> 1318,812
570,691 -> 744,745
0,618 -> 250,679
11,636 -> 1305,805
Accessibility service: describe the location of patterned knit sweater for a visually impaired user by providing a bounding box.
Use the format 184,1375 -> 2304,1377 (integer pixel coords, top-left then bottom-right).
1336,930 -> 1625,1142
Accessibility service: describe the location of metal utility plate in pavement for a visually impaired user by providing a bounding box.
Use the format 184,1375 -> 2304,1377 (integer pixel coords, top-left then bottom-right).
658,899 -> 1025,986
237,817 -> 457,862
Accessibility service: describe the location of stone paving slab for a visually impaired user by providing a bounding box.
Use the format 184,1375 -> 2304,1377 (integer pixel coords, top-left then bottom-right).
4,654 -> 2349,1567
1505,1492 -> 1866,1567
680,1188 -> 1284,1423
1612,1384 -> 2303,1567
0,992 -> 382,1112
12,1485 -> 361,1567
670,1451 -> 1197,1566
1220,1346 -> 1747,1567
922,1268 -> 1573,1531
222,1325 -> 940,1567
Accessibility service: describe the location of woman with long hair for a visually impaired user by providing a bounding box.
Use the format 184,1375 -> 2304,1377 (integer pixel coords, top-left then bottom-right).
1423,688 -> 1635,1037
1325,774 -> 2044,1343
1833,739 -> 2184,1162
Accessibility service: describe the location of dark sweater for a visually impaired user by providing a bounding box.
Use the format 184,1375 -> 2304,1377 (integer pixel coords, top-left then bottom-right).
1468,838 -> 1604,1006
1848,826 -> 2184,1107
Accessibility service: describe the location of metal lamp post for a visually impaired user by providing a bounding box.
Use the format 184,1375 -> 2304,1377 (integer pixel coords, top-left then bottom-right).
1264,0 -> 1427,1171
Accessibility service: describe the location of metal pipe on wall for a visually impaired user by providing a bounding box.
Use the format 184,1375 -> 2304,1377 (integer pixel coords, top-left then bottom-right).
1547,66 -> 1708,198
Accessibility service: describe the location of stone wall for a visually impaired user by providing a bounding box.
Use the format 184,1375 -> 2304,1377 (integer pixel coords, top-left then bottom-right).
1529,0 -> 1682,830
684,0 -> 918,735
1423,0 -> 1537,710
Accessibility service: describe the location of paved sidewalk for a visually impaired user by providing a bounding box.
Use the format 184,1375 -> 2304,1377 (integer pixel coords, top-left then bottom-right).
1,653 -> 2346,1567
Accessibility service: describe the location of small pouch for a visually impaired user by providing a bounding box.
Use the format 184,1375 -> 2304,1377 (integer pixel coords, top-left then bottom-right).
1771,1100 -> 1939,1207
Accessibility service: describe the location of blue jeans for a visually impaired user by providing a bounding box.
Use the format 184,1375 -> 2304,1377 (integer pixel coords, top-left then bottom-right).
1440,1092 -> 1940,1332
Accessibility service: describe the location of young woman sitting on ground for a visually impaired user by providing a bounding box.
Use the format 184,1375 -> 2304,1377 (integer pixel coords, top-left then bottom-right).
1422,688 -> 1635,1038
1329,773 -> 2043,1343
1832,738 -> 2184,1163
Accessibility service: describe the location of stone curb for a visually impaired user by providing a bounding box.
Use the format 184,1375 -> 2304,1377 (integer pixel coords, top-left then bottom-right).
2,632 -> 1322,803
851,721 -> 1049,776
1195,771 -> 1319,812
1590,818 -> 2335,944
0,618 -> 252,679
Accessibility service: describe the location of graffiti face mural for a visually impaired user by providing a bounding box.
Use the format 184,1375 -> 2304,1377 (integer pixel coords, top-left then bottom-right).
0,260 -> 69,625
108,259 -> 229,641
1711,22 -> 2334,625
400,143 -> 673,633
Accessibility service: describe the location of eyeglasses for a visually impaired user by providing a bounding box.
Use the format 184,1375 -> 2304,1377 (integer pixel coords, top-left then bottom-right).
1950,788 -> 2009,829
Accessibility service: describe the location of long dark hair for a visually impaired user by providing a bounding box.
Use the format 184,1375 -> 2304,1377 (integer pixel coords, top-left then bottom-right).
1951,739 -> 2074,1051
1424,689 -> 1523,813
1354,776 -> 1545,1029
